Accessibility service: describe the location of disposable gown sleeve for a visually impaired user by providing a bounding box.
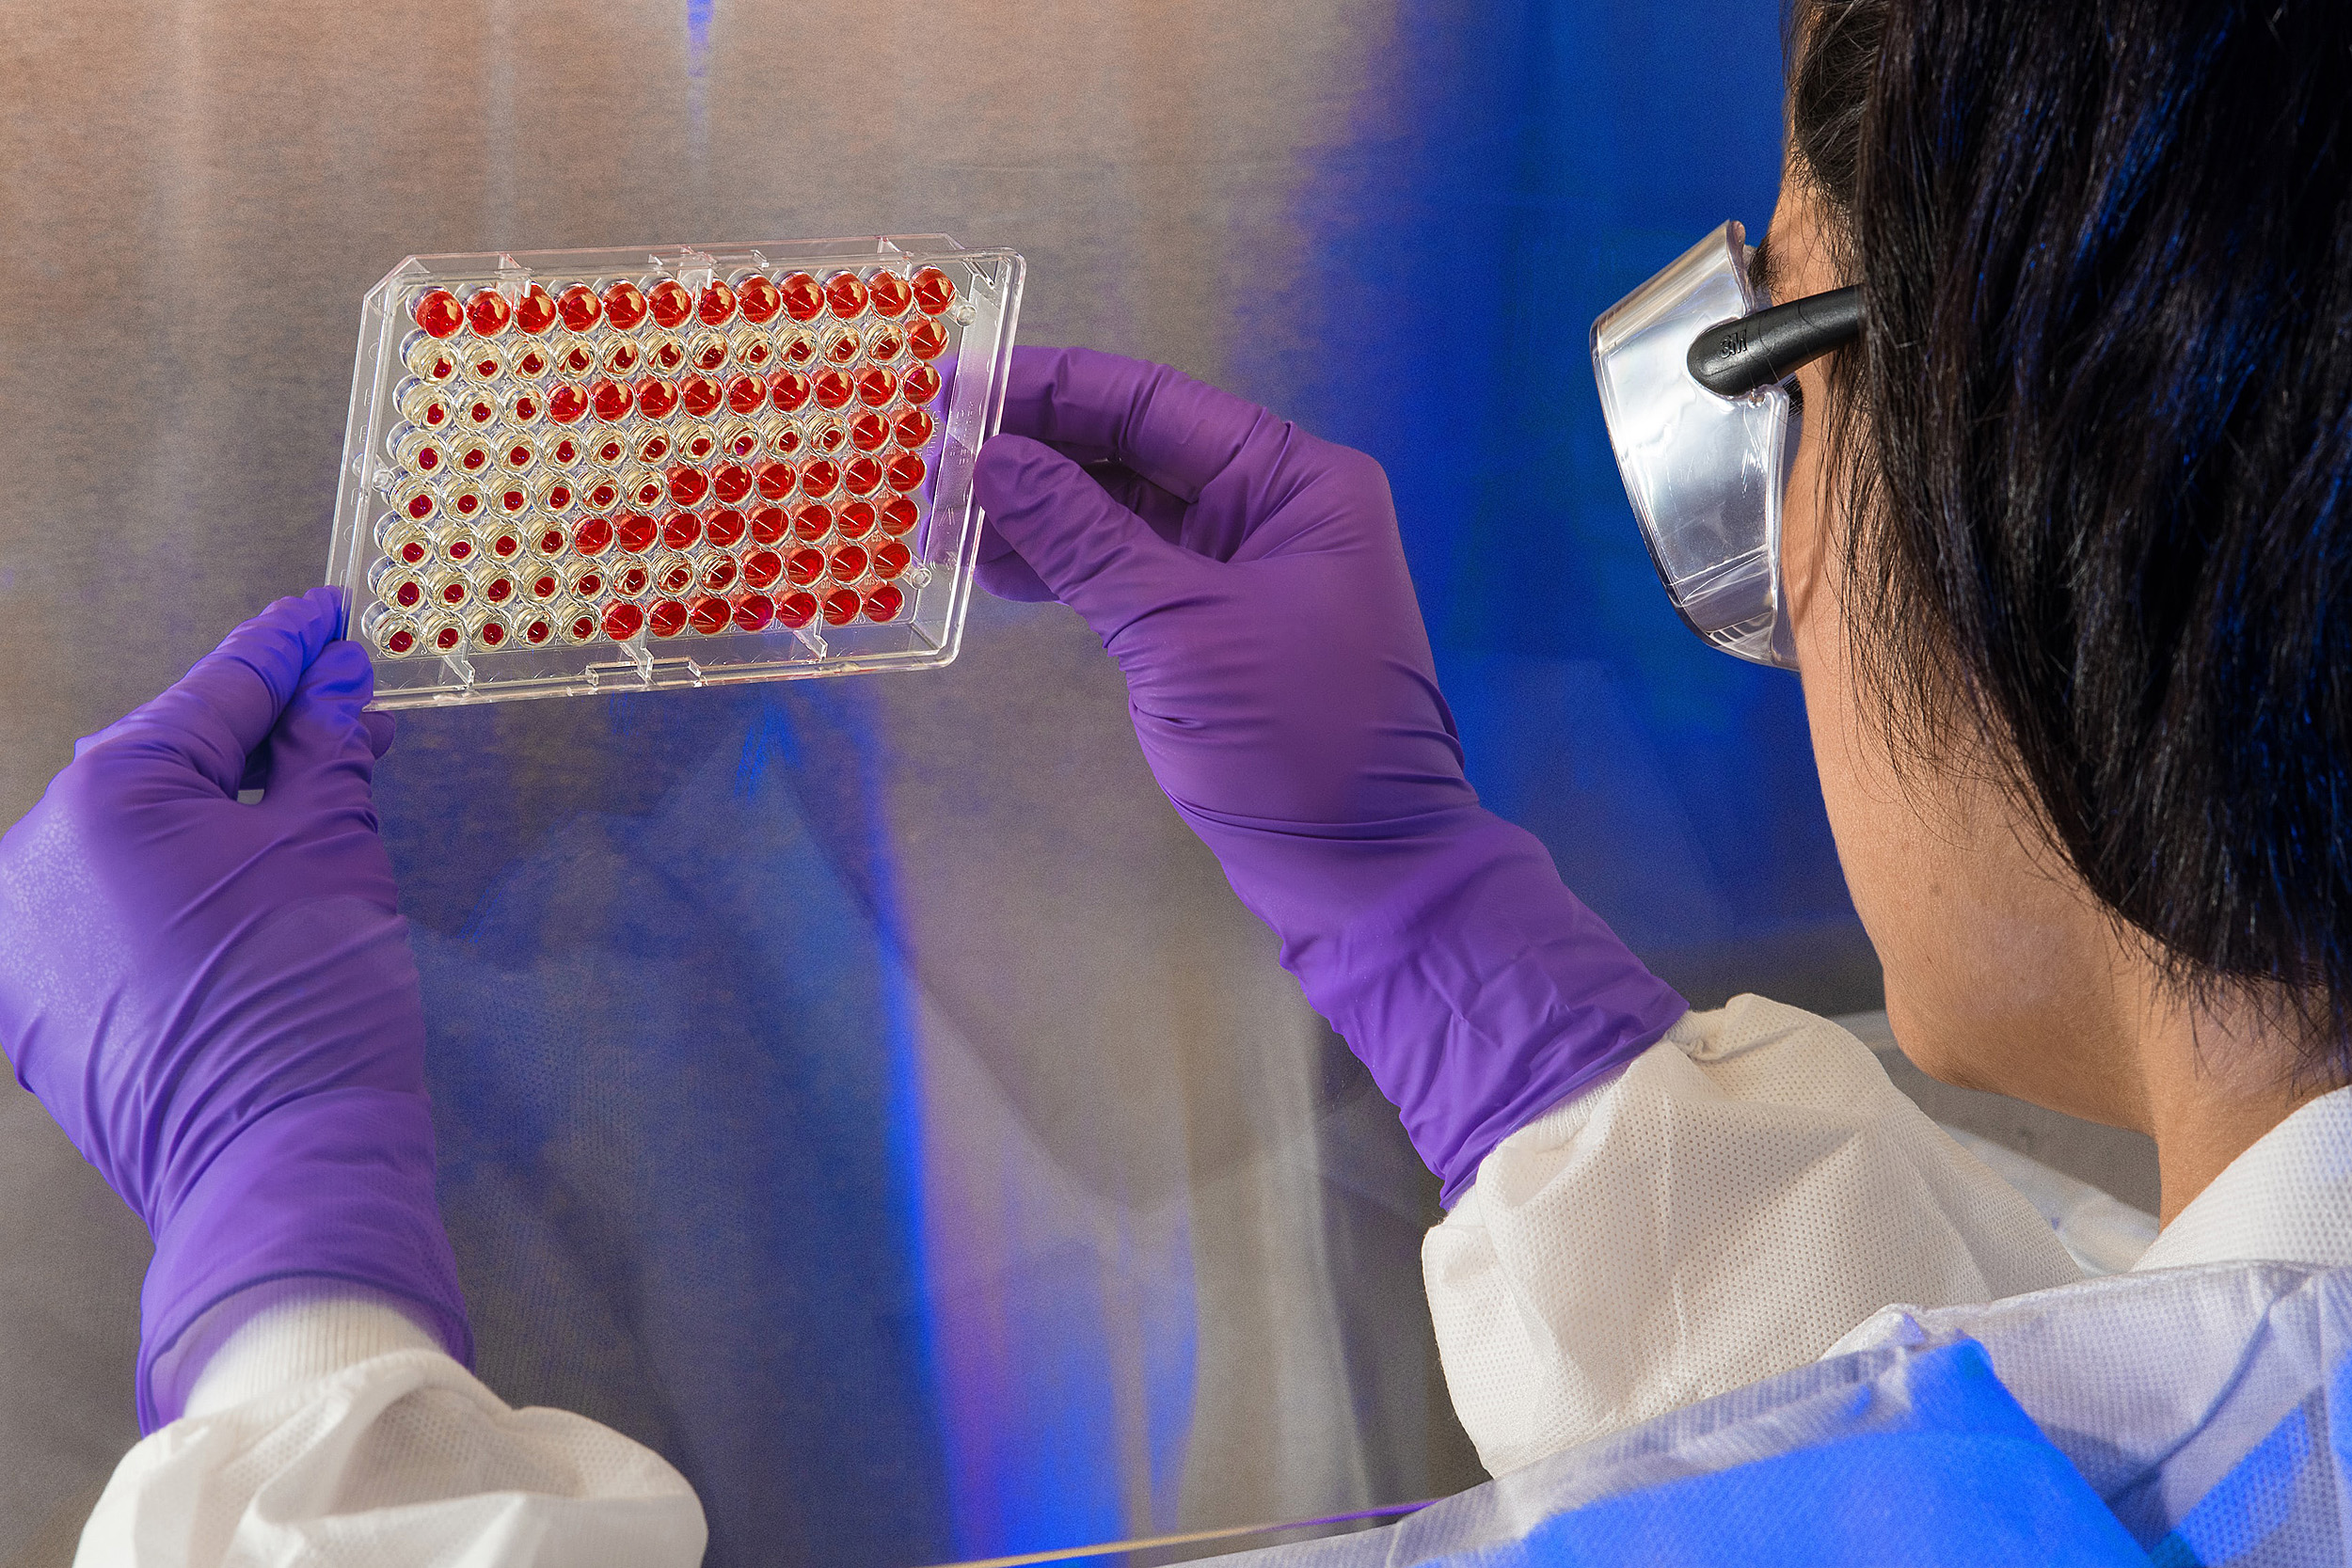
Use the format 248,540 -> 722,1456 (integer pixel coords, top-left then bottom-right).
75,1295 -> 706,1566
1422,994 -> 2085,1478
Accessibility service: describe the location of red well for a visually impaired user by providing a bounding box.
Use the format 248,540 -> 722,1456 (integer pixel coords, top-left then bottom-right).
414,289 -> 464,339
516,284 -> 559,335
646,277 -> 694,329
556,284 -> 603,332
466,287 -> 514,337
704,506 -> 748,548
737,274 -> 784,325
601,280 -> 650,330
866,271 -> 914,318
779,273 -> 825,322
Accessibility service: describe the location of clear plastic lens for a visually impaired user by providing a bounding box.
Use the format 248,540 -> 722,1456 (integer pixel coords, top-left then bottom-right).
1591,221 -> 1796,669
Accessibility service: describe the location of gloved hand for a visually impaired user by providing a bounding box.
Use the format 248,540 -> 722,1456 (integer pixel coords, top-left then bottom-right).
974,347 -> 1687,1202
0,589 -> 469,1431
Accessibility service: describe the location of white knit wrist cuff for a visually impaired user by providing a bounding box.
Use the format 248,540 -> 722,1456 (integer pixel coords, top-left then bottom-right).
183,1288 -> 442,1418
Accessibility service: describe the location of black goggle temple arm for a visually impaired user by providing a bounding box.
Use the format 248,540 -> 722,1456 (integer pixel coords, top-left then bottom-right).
1686,285 -> 1862,398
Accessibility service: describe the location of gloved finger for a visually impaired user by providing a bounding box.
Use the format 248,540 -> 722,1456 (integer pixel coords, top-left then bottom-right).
360,707 -> 396,760
1085,461 -> 1191,547
241,639 -> 389,786
77,588 -> 343,800
1000,346 -> 1289,507
976,460 -> 1189,601
975,521 -> 1060,602
258,639 -> 381,814
973,435 -> 1190,638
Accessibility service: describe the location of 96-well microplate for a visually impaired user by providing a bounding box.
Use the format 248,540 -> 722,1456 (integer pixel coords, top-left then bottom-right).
326,237 -> 1023,709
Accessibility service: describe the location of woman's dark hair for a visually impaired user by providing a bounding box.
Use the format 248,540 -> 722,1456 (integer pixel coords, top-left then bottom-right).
1790,0 -> 2352,1076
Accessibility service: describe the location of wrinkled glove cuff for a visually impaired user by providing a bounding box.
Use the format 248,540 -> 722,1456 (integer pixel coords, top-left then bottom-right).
1175,802 -> 1688,1204
135,1085 -> 471,1432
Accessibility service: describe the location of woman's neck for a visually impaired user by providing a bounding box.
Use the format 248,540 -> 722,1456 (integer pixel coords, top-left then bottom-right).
2132,981 -> 2336,1224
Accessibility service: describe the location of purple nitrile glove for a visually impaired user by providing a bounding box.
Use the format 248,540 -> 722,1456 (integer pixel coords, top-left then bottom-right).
973,347 -> 1688,1204
0,588 -> 470,1431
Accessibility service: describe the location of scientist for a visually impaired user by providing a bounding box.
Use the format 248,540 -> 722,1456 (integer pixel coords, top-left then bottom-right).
7,0 -> 2352,1560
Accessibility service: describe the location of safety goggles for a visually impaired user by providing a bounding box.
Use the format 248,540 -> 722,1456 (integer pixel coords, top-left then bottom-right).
1590,221 -> 1860,669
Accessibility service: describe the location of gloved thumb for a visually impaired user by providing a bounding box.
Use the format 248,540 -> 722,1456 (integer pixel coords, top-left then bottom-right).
78,588 -> 342,799
258,639 -> 384,814
973,434 -> 1188,641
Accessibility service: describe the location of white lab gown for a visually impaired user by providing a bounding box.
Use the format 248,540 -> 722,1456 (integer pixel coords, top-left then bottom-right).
73,995 -> 2352,1564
